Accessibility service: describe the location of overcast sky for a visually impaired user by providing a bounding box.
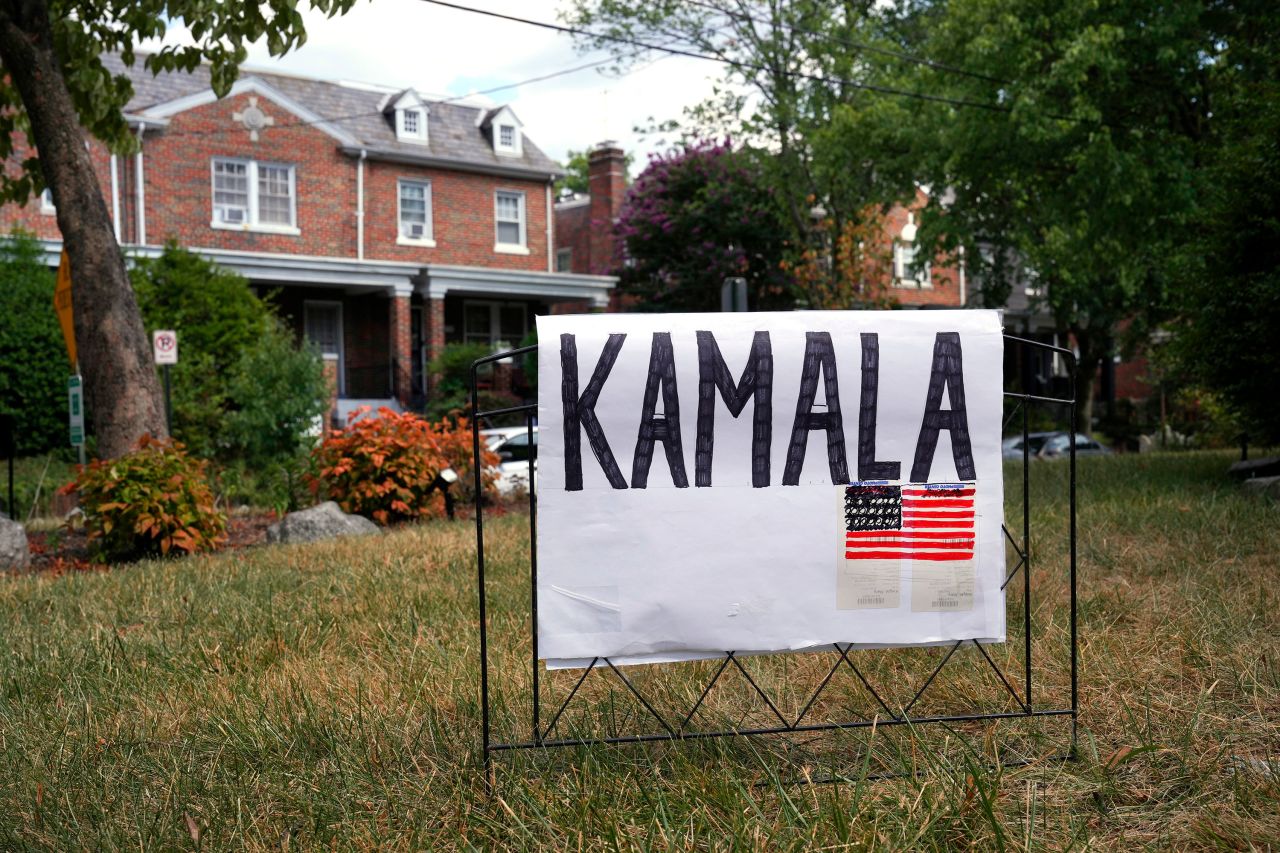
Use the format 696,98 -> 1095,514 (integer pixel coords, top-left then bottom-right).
156,0 -> 720,173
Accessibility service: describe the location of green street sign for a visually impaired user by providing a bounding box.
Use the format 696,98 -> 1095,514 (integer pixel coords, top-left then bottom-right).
68,374 -> 84,447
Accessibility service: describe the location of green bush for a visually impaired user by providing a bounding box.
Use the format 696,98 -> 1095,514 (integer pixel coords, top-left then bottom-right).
131,243 -> 325,468
0,231 -> 69,454
65,435 -> 226,562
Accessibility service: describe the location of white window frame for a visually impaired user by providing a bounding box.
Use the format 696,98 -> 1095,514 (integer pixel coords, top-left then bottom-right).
210,157 -> 299,235
39,188 -> 56,215
495,122 -> 521,156
494,190 -> 528,254
304,300 -> 344,396
396,178 -> 435,246
893,241 -> 931,288
397,107 -> 428,144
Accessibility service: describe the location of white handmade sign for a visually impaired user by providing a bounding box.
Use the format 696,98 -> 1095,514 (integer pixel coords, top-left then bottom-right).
536,310 -> 1005,669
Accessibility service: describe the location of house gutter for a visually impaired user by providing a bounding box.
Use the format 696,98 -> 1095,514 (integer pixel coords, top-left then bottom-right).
134,122 -> 147,246
356,149 -> 366,260
109,154 -> 121,242
545,180 -> 553,272
340,145 -> 563,182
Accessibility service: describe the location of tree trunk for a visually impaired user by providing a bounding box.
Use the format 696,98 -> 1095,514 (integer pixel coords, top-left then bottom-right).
0,0 -> 167,458
1071,328 -> 1104,437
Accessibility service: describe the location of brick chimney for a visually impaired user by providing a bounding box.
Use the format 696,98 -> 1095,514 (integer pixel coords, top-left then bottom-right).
587,142 -> 627,274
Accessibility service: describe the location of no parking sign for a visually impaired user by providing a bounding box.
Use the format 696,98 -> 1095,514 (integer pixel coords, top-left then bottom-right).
153,330 -> 178,365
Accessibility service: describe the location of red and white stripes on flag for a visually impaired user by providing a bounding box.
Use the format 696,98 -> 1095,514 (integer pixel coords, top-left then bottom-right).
845,485 -> 975,562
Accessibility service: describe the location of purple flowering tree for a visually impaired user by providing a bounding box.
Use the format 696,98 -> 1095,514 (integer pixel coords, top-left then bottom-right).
614,141 -> 792,312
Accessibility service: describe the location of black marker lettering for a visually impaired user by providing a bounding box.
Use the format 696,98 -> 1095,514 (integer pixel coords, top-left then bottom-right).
631,332 -> 689,488
694,330 -> 773,487
561,333 -> 628,490
783,332 -> 849,485
911,332 -> 976,482
858,333 -> 901,480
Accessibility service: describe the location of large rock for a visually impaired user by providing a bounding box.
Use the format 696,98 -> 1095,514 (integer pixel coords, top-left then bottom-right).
0,516 -> 30,571
1241,476 -> 1280,499
1229,456 -> 1280,480
265,501 -> 379,545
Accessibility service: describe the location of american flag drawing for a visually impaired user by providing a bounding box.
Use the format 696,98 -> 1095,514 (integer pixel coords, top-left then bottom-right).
844,483 -> 975,561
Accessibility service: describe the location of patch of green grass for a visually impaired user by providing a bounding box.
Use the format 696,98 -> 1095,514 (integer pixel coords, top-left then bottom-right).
0,451 -> 1276,849
1,453 -> 77,522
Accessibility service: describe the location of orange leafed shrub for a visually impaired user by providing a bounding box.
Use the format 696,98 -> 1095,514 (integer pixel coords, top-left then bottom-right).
310,407 -> 500,525
63,434 -> 227,562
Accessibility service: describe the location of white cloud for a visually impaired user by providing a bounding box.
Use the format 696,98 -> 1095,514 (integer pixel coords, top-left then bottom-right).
154,0 -> 721,171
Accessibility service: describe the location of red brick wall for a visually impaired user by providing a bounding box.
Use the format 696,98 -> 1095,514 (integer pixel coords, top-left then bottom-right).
391,293 -> 412,406
363,160 -> 549,268
144,93 -> 357,255
880,190 -> 964,308
1,132 -> 117,241
554,200 -> 591,273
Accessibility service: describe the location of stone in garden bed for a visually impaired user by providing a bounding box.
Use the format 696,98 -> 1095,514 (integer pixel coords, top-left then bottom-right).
265,501 -> 379,545
0,515 -> 30,571
1240,476 -> 1280,499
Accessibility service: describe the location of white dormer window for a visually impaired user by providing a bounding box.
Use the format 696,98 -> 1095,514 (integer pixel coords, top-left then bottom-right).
388,90 -> 429,144
486,107 -> 523,156
398,107 -> 427,142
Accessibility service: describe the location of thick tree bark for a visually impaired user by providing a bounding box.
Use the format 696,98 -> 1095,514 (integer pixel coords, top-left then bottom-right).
1071,328 -> 1104,438
0,0 -> 167,458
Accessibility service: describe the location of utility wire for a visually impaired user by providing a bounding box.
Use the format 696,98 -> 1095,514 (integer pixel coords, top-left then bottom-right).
416,0 -> 1017,117
678,0 -> 1009,85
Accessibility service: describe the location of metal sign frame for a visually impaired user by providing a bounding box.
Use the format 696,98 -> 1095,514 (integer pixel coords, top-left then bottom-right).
471,333 -> 1078,784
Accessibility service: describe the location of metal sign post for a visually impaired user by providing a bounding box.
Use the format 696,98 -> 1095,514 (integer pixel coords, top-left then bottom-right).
1,413 -> 14,518
153,330 -> 178,436
68,375 -> 85,464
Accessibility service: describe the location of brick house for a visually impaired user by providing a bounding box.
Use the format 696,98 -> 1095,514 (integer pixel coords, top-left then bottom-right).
554,144 -> 966,311
3,55 -> 616,420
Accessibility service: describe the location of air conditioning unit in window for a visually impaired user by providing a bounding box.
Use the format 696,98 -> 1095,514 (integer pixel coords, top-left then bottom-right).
407,223 -> 426,239
219,208 -> 246,225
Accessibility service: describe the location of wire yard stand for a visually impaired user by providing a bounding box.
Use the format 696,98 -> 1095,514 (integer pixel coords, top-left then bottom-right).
471,334 -> 1078,787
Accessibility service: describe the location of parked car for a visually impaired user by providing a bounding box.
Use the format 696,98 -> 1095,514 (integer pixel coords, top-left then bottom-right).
1001,431 -> 1056,459
1035,432 -> 1112,459
481,426 -> 538,496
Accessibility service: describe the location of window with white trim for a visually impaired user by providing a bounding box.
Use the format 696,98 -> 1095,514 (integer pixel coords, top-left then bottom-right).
40,188 -> 56,214
397,179 -> 433,242
211,158 -> 296,230
396,107 -> 427,143
893,241 -> 931,287
495,190 -> 526,248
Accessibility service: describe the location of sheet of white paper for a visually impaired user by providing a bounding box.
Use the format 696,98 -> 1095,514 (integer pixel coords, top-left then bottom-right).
536,310 -> 1005,669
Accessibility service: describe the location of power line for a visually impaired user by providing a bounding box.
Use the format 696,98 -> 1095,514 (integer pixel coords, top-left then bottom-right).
156,51 -> 636,139
678,0 -> 1009,85
416,0 -> 1017,117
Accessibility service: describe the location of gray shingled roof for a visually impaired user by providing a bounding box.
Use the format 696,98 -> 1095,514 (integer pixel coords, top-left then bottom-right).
104,54 -> 562,178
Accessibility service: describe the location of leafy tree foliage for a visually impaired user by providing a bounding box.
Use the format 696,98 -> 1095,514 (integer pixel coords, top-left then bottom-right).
131,244 -> 325,464
902,0 -> 1214,430
615,141 -> 792,311
1167,2 -> 1280,442
0,0 -> 358,458
0,231 -> 65,454
564,0 -> 920,303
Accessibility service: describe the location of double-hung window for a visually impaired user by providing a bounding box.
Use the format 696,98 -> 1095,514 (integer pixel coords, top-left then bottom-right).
494,190 -> 526,251
398,179 -> 433,243
893,241 -> 930,287
211,158 -> 297,232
